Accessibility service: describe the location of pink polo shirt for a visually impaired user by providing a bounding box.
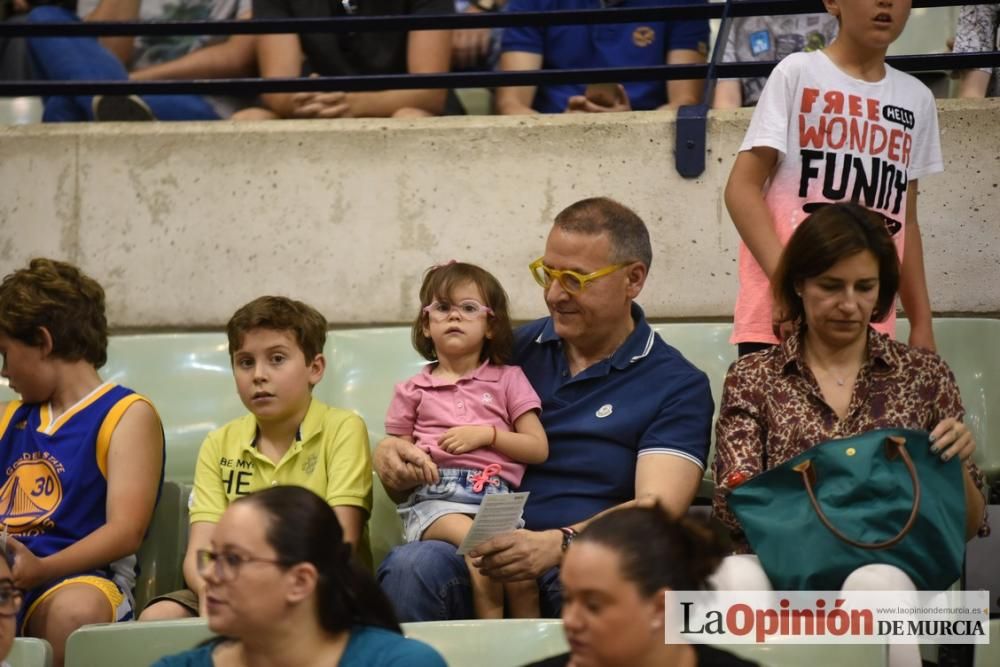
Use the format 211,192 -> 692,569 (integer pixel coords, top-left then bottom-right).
385,362 -> 542,487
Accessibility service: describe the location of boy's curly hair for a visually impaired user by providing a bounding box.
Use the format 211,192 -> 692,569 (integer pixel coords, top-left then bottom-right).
0,258 -> 109,368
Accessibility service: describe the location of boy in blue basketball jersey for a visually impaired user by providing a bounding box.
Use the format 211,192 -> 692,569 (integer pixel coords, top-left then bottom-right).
0,258 -> 164,667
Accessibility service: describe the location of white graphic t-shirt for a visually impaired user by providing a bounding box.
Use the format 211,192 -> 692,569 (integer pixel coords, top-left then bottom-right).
732,50 -> 943,345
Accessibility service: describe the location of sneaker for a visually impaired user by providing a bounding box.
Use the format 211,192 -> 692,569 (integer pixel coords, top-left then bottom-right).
92,95 -> 156,122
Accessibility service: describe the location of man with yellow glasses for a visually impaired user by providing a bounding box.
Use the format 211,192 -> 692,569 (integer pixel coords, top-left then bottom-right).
375,197 -> 713,621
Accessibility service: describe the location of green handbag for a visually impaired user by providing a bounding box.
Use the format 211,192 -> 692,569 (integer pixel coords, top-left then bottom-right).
727,428 -> 966,591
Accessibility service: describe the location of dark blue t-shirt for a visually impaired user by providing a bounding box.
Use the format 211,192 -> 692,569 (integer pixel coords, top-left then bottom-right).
513,304 -> 713,529
501,0 -> 710,112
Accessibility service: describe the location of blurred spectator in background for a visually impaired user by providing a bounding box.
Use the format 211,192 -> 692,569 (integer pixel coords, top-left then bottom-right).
713,12 -> 838,109
451,0 -> 504,71
26,0 -> 258,121
496,0 -> 709,114
250,0 -> 458,119
953,4 -> 999,97
2,2 -> 75,81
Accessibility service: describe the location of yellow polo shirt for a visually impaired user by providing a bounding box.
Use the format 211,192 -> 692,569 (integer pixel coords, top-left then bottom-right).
190,398 -> 372,567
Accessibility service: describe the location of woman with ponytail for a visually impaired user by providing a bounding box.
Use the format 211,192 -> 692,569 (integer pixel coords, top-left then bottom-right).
153,486 -> 445,667
526,505 -> 755,667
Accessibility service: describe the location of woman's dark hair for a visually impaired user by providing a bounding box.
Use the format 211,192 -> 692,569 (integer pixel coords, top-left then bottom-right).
773,203 -> 900,326
576,505 -> 725,597
234,486 -> 401,634
411,261 -> 514,365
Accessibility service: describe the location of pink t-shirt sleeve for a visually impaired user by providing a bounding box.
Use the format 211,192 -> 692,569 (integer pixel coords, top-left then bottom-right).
384,380 -> 419,436
503,366 -> 542,424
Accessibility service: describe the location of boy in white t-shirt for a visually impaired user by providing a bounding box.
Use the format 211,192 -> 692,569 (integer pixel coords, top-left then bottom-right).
724,0 -> 942,355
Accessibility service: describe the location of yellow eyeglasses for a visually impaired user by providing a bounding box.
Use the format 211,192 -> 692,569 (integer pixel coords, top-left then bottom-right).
529,257 -> 628,294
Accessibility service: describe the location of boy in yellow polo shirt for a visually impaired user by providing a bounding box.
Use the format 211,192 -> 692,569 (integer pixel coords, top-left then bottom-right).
138,296 -> 372,621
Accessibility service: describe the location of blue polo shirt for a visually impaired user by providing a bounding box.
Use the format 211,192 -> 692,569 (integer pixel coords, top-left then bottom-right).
501,0 -> 710,113
513,304 -> 713,530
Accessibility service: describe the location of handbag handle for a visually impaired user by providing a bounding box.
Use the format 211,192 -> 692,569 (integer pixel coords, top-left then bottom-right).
791,436 -> 921,551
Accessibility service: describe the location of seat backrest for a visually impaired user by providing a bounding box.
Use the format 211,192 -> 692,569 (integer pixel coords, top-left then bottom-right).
134,481 -> 192,611
896,319 -> 999,479
64,619 -> 213,667
321,328 -> 425,441
1,319 -> 996,483
650,322 -> 738,483
973,618 -> 1000,667
8,637 -> 54,667
400,619 -> 888,667
101,333 -> 244,483
401,619 -> 569,667
725,641 -> 886,667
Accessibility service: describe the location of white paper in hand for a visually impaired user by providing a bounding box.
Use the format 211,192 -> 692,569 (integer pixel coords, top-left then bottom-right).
457,492 -> 529,555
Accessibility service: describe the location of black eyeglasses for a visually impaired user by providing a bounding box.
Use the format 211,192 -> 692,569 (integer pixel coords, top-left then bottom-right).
196,550 -> 285,582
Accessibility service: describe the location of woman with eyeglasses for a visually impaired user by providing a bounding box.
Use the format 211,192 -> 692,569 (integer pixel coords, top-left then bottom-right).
152,486 -> 445,667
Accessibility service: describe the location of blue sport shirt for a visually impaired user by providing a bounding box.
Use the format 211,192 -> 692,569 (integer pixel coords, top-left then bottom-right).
512,303 -> 713,530
501,0 -> 710,113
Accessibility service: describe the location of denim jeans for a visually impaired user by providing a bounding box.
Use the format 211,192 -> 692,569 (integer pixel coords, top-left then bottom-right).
26,6 -> 219,122
376,540 -> 563,622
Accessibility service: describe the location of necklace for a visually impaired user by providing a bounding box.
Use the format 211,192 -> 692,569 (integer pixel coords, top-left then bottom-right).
812,364 -> 860,387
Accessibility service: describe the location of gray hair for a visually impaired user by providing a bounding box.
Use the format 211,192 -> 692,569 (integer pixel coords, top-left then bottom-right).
553,197 -> 653,270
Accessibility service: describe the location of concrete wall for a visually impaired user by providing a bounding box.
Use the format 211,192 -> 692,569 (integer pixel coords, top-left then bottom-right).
1,98 -> 998,329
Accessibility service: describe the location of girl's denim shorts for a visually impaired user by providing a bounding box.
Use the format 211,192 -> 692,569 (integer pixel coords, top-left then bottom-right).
397,467 -> 523,543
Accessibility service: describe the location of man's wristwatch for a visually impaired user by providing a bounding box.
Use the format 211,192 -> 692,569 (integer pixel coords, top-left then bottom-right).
559,526 -> 577,552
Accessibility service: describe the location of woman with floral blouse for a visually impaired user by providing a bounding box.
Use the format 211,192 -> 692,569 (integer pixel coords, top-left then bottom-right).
711,203 -> 990,594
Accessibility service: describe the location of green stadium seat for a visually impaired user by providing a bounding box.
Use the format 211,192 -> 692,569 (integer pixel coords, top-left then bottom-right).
0,97 -> 43,125
8,637 -> 54,667
1,319 -> 997,623
973,618 -> 999,667
134,481 -> 192,612
102,333 -> 245,483
651,322 -> 737,499
895,319 -> 1000,483
370,474 -> 404,570
401,619 -> 569,666
64,619 -> 213,667
725,641 -> 886,667
400,619 -> 889,667
322,328 -> 426,438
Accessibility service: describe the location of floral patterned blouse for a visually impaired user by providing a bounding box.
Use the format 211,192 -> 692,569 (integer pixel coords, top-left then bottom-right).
712,328 -> 990,553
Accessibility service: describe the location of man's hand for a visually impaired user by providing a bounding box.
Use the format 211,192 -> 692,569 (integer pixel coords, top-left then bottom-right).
7,537 -> 49,591
291,91 -> 354,119
439,425 -> 492,455
374,436 -> 439,496
566,84 -> 632,113
452,6 -> 491,70
469,529 -> 562,582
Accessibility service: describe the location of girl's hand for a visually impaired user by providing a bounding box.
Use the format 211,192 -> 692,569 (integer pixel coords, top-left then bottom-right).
6,537 -> 49,591
439,426 -> 493,455
929,418 -> 976,462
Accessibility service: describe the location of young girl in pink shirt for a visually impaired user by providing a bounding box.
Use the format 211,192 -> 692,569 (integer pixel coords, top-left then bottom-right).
385,261 -> 548,619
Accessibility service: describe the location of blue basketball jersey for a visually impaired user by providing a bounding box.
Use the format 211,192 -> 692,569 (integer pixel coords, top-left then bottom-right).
0,383 -> 157,570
